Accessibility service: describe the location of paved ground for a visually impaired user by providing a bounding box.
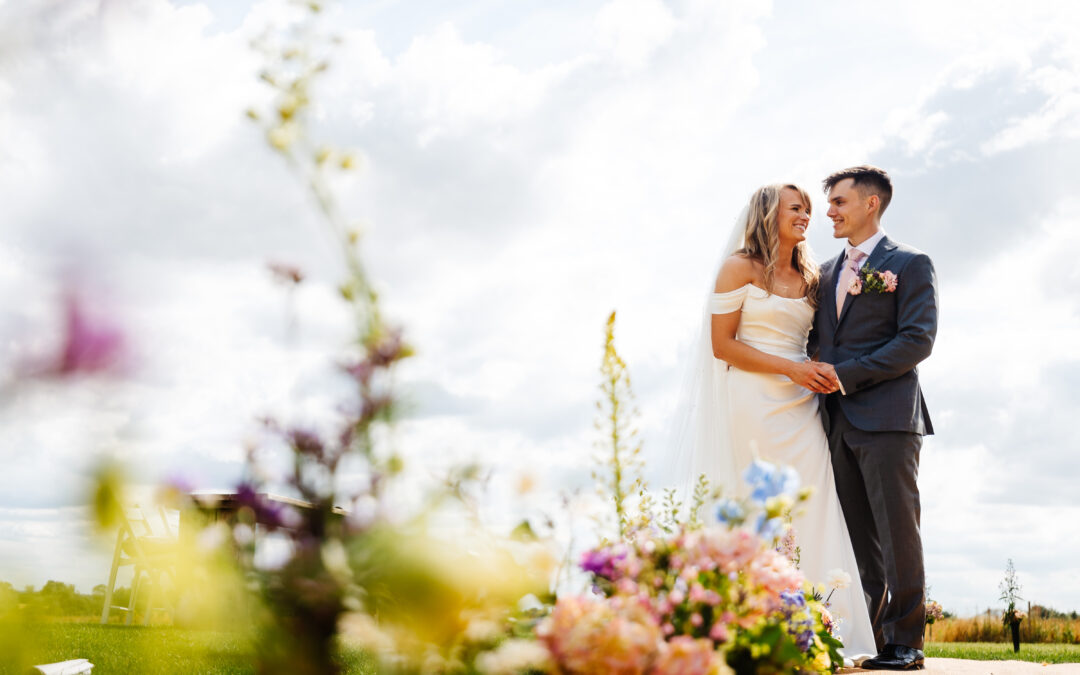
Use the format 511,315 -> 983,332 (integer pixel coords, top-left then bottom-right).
839,659 -> 1080,673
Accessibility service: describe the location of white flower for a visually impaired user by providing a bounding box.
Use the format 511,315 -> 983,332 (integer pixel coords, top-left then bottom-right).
463,617 -> 501,643
475,639 -> 552,675
826,568 -> 852,590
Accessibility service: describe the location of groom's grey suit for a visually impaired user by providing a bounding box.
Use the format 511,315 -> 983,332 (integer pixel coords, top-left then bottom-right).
811,235 -> 938,651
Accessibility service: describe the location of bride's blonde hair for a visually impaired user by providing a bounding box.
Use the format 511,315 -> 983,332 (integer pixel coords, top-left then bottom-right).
738,183 -> 820,307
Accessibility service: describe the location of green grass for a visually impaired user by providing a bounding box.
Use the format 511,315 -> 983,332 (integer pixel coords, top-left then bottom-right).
926,641 -> 1080,664
0,622 -> 376,674
6,625 -> 1079,672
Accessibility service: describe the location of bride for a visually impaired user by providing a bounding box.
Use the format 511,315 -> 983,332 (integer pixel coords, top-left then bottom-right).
680,183 -> 877,663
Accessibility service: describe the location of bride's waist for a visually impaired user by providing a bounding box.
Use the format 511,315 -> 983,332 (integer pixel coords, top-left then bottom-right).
736,337 -> 806,361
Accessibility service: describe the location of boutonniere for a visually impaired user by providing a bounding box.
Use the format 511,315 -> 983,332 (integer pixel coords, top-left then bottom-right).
847,268 -> 898,296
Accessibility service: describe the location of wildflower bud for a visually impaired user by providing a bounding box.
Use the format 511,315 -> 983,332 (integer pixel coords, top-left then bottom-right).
268,123 -> 297,151
278,94 -> 300,120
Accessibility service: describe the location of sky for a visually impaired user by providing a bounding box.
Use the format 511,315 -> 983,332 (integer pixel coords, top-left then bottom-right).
1,0 -> 1079,617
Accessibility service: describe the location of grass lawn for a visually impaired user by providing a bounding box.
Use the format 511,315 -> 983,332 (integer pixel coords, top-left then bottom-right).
0,622 -> 375,674
6,624 -> 1079,672
927,641 -> 1080,664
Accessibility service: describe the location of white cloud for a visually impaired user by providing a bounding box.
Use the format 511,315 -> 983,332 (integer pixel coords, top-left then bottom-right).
594,0 -> 677,69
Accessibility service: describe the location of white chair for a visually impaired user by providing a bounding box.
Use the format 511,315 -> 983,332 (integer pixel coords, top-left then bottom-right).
99,504 -> 178,625
33,659 -> 94,674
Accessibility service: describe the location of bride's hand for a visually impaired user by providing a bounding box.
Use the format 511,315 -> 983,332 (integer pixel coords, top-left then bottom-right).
788,361 -> 839,394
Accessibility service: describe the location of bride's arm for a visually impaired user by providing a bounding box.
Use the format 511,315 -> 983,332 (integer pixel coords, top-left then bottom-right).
711,256 -> 836,394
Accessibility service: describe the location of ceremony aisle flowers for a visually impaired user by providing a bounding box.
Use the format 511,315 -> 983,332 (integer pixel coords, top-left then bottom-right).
539,461 -> 844,675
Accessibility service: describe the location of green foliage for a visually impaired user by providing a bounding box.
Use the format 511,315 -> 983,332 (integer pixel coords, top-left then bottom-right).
687,473 -> 712,530
0,580 -> 108,619
591,311 -> 647,539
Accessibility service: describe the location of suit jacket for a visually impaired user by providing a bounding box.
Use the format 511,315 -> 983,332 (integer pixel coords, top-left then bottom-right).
810,235 -> 938,435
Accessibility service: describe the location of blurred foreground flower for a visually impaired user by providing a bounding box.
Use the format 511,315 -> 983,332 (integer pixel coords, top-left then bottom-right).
15,284 -> 130,382
554,460 -> 843,675
55,287 -> 128,376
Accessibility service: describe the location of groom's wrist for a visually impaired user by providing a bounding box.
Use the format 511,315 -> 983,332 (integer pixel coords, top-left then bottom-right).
834,361 -> 854,395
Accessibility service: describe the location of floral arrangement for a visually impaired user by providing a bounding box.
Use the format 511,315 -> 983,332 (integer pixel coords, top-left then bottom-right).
1003,606 -> 1027,626
925,599 -> 944,625
536,461 -> 845,674
847,267 -> 898,296
1000,558 -> 1025,627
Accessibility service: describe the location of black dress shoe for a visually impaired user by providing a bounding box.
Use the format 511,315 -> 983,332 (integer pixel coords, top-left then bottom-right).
861,644 -> 925,670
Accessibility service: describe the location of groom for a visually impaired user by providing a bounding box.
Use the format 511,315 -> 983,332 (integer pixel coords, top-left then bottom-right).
811,166 -> 938,670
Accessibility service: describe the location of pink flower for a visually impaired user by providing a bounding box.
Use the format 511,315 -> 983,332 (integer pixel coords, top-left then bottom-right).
880,270 -> 899,292
652,636 -> 719,675
23,285 -> 130,379
688,583 -> 707,604
708,621 -> 729,643
267,261 -> 304,284
847,276 -> 863,296
539,595 -> 661,675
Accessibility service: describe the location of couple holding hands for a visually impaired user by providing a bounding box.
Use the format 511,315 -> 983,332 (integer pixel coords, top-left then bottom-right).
688,165 -> 937,670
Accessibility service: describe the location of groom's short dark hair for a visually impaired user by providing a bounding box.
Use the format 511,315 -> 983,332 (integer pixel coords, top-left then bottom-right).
823,165 -> 893,214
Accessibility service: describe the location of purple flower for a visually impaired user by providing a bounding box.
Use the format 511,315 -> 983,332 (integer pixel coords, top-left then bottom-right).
781,590 -> 806,608
579,547 -> 627,580
235,482 -> 290,530
288,428 -> 325,459
781,590 -> 815,651
43,288 -> 129,377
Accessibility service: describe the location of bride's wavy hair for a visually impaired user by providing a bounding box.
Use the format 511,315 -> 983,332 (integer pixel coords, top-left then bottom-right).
738,183 -> 820,308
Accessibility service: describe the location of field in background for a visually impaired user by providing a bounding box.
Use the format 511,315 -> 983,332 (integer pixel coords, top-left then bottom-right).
930,613 -> 1080,644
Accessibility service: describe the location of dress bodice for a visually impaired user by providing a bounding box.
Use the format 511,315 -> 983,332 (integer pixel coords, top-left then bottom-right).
709,283 -> 813,361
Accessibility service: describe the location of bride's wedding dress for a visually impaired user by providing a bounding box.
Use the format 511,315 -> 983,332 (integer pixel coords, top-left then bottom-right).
708,282 -> 878,662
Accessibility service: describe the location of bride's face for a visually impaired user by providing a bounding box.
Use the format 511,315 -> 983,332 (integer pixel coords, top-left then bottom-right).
777,188 -> 810,245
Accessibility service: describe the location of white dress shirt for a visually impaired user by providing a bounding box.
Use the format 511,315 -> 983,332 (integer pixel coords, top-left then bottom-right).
834,229 -> 886,295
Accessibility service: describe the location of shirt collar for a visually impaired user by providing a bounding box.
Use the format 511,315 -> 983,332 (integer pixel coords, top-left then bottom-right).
846,229 -> 886,260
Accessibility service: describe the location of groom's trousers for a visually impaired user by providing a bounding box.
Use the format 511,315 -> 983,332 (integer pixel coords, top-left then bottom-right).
824,394 -> 926,651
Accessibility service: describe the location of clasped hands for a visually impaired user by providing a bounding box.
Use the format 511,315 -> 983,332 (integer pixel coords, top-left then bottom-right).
790,360 -> 841,394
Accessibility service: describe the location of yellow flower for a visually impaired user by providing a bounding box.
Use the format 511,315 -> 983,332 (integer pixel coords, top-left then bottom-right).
268,123 -> 298,151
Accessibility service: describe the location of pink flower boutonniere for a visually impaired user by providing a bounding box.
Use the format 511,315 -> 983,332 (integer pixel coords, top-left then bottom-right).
847,268 -> 898,296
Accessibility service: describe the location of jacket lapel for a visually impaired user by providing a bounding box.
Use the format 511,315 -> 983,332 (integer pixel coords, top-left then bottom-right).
836,235 -> 895,328
824,250 -> 846,328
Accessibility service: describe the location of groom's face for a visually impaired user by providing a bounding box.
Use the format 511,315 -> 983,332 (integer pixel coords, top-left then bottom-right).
826,178 -> 873,242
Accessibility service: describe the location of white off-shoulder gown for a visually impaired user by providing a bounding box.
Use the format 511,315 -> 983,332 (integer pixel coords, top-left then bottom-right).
711,283 -> 877,663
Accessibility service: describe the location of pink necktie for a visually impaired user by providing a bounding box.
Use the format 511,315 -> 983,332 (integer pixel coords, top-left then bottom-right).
836,249 -> 866,318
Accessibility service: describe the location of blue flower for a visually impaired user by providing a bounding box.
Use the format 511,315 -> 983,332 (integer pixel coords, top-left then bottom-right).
743,460 -> 800,505
715,499 -> 744,524
781,590 -> 807,608
754,513 -> 785,541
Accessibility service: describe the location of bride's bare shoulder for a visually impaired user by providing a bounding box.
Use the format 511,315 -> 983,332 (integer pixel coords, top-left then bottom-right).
714,254 -> 759,293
